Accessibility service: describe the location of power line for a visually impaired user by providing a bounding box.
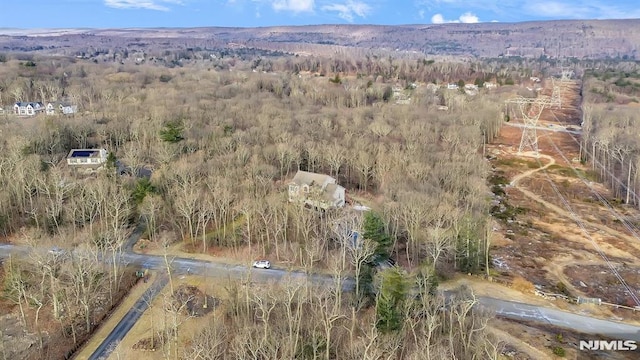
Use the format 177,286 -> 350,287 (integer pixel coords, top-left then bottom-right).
546,102 -> 640,236
537,135 -> 640,306
505,77 -> 640,307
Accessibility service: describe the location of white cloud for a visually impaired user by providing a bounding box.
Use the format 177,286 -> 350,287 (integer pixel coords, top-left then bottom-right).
321,0 -> 371,22
431,11 -> 480,23
458,11 -> 479,23
431,13 -> 446,23
272,0 -> 315,13
104,0 -> 184,11
419,9 -> 425,19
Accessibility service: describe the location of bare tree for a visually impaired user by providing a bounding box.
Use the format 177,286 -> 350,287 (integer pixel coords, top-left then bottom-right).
140,194 -> 163,243
162,289 -> 195,360
35,166 -> 73,234
171,171 -> 201,244
3,256 -> 28,326
66,247 -> 105,334
121,140 -> 147,177
183,316 -> 227,359
325,142 -> 346,177
314,289 -> 347,360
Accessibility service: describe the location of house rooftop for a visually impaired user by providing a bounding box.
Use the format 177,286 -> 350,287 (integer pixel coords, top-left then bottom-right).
67,149 -> 104,158
15,101 -> 42,105
291,170 -> 333,187
323,183 -> 340,202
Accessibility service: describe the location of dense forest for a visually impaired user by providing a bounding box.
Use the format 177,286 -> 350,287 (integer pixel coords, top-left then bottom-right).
0,50 -> 561,359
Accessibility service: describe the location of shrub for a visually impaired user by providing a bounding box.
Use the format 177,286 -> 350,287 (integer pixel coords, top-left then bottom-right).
160,121 -> 184,143
552,346 -> 565,357
555,282 -> 571,297
512,276 -> 535,294
328,73 -> 342,84
159,74 -> 172,82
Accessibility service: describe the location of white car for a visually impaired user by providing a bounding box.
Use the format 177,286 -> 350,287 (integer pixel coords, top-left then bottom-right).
252,260 -> 271,269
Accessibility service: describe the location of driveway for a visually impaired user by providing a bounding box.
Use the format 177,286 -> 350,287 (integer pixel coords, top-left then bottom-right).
88,275 -> 169,360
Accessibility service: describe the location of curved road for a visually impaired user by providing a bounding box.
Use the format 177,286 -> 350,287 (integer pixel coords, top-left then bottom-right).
1,242 -> 640,346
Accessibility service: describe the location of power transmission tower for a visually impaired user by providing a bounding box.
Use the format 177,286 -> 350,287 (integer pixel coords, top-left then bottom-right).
505,96 -> 551,154
560,68 -> 574,81
549,67 -> 573,109
550,78 -> 562,109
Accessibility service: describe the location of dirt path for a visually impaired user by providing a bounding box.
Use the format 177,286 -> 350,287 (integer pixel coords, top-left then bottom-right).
543,254 -> 585,296
509,152 -> 556,186
510,153 -> 640,255
501,137 -> 640,311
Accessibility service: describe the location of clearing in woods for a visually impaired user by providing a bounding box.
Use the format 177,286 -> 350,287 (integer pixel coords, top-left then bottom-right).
488,79 -> 640,318
468,79 -> 640,359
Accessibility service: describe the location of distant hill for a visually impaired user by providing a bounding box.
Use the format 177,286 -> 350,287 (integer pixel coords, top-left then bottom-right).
1,19 -> 639,59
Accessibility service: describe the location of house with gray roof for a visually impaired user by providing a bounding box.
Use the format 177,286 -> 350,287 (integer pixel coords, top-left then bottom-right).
13,102 -> 44,116
46,101 -> 78,115
288,170 -> 346,210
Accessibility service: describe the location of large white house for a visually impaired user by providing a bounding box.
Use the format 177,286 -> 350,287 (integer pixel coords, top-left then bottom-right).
288,170 -> 346,210
14,102 -> 44,116
46,101 -> 78,115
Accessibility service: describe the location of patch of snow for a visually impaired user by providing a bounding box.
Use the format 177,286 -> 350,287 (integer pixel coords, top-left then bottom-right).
353,205 -> 371,211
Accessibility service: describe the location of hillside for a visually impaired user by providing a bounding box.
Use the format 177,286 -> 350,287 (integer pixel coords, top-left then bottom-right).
1,19 -> 640,59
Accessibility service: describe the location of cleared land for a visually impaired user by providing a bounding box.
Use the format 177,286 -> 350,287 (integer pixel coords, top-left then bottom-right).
488,80 -> 640,318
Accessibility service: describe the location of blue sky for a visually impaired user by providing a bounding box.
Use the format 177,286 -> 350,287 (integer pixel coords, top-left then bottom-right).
4,0 -> 640,28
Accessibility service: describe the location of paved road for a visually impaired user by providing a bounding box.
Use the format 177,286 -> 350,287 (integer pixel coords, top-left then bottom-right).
123,223 -> 145,252
88,275 -> 169,360
478,297 -> 640,341
123,252 -> 355,291
2,243 -> 640,343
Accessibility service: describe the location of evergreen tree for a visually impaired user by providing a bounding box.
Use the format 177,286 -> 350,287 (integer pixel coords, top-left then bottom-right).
362,211 -> 392,263
160,121 -> 185,143
375,267 -> 409,333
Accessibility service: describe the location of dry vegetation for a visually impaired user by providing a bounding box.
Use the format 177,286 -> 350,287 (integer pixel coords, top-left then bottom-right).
485,61 -> 640,315
107,275 -> 502,360
4,48 -> 640,359
0,49 -> 517,359
0,52 -> 511,273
